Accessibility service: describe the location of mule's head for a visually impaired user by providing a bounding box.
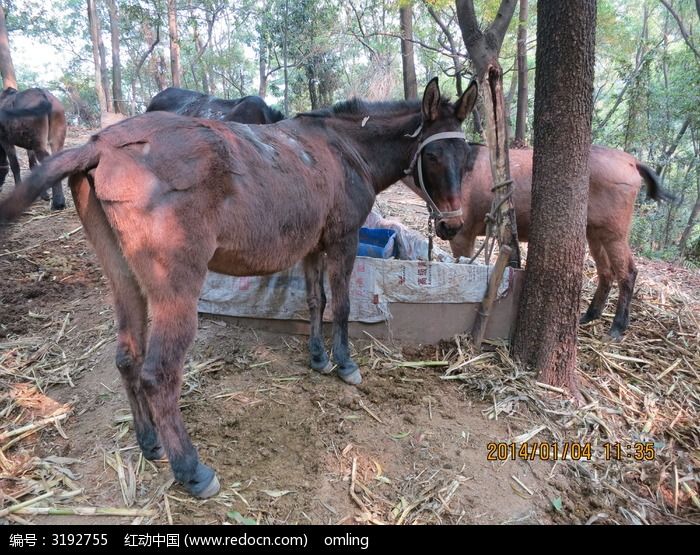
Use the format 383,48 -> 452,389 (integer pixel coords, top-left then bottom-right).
413,78 -> 477,240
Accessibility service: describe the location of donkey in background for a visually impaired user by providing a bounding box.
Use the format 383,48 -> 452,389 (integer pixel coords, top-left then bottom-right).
0,87 -> 67,210
434,144 -> 676,339
146,87 -> 284,124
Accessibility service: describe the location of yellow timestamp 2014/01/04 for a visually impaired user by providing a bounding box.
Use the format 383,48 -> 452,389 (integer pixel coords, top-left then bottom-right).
486,442 -> 656,462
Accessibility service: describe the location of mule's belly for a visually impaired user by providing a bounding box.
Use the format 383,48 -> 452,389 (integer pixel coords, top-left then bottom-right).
207,239 -> 319,277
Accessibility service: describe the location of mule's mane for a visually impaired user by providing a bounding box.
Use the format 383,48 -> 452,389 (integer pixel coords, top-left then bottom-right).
297,96 -> 453,119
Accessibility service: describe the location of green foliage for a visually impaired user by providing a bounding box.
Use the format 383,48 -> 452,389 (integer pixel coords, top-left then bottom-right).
2,0 -> 698,262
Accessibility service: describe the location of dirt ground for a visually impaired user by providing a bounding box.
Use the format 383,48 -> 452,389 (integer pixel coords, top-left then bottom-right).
1,127 -> 698,525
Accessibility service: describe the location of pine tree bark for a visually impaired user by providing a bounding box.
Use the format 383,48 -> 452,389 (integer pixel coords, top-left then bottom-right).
87,0 -> 109,113
513,0 -> 597,392
399,5 -> 417,100
167,0 -> 181,87
0,6 -> 17,89
514,0 -> 528,145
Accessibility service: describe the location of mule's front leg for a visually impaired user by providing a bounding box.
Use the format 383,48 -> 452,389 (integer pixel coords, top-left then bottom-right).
327,235 -> 362,385
303,251 -> 331,374
141,297 -> 219,498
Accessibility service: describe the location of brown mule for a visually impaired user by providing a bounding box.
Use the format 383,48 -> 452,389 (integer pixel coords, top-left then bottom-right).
409,144 -> 675,338
0,87 -> 67,209
0,79 -> 478,498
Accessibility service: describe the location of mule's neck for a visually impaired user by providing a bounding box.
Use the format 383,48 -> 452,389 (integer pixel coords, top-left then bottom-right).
328,111 -> 423,194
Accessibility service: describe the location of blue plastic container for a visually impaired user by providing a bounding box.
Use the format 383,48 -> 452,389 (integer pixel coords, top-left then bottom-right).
357,228 -> 397,259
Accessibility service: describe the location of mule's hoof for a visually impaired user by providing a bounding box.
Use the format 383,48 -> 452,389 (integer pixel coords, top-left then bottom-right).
312,359 -> 333,375
579,313 -> 596,325
337,363 -> 362,385
40,192 -> 50,201
184,463 -> 220,498
195,474 -> 220,499
51,201 -> 66,211
141,444 -> 165,461
604,328 -> 623,342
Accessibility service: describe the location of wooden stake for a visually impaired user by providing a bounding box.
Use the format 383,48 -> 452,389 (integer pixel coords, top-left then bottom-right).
472,245 -> 512,350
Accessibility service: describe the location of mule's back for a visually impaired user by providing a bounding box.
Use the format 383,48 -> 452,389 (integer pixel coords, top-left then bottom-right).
146,87 -> 283,124
145,87 -> 204,114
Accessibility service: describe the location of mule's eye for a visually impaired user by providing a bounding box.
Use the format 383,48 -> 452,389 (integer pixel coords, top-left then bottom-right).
425,152 -> 438,162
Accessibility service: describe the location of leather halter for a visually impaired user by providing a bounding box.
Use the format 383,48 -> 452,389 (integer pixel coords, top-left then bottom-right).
404,130 -> 466,220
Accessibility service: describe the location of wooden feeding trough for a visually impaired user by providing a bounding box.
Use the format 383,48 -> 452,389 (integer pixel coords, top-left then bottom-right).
198,212 -> 523,344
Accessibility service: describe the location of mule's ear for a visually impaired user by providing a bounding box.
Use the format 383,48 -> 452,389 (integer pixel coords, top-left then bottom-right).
422,77 -> 441,122
455,81 -> 478,122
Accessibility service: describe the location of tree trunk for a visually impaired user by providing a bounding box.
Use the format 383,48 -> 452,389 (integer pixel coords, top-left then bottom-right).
425,4 -> 463,95
678,182 -> 700,258
107,0 -> 126,114
258,33 -> 268,98
399,5 -> 418,100
98,36 -> 112,109
513,0 -> 597,392
456,0 -> 521,268
514,0 -> 528,145
282,0 -> 289,116
0,7 -> 17,89
87,0 -> 109,113
679,135 -> 700,258
167,0 -> 181,87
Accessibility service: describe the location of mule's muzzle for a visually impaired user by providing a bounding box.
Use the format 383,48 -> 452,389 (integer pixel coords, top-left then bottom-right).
436,217 -> 463,240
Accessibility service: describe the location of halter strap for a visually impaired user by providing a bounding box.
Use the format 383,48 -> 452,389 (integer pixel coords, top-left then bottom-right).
404,131 -> 466,219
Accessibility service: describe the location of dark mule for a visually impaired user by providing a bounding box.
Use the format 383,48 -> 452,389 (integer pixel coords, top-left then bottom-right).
146,87 -> 285,124
0,87 -> 67,210
0,79 -> 478,498
428,145 -> 675,339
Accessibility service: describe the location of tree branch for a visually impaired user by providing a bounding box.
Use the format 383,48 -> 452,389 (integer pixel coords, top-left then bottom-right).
487,0 -> 518,50
660,0 -> 700,62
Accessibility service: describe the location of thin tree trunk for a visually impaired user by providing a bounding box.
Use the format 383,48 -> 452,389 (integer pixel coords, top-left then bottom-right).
513,0 -> 597,392
0,7 -> 17,89
660,0 -> 700,63
679,133 -> 700,257
283,0 -> 289,116
655,117 -> 691,176
514,0 -> 528,145
98,38 -> 112,109
399,5 -> 418,100
425,4 -> 463,95
87,0 -> 108,113
107,0 -> 126,114
456,0 -> 521,268
167,0 -> 181,87
678,178 -> 700,258
258,34 -> 268,97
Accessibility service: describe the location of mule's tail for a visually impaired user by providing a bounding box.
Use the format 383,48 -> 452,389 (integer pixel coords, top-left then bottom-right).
0,140 -> 101,223
637,162 -> 678,204
0,99 -> 52,122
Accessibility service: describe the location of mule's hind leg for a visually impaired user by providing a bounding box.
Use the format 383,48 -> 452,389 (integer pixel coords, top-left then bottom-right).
70,175 -> 162,459
580,235 -> 613,324
304,251 -> 331,373
603,239 -> 638,339
34,148 -> 65,210
141,293 -> 219,497
4,144 -> 22,186
326,234 -> 362,385
30,152 -> 51,201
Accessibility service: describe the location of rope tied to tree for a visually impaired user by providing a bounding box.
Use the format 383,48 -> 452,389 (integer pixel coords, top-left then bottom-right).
467,179 -> 514,265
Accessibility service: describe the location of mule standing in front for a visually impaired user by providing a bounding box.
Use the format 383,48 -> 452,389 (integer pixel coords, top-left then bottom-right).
0,79 -> 477,498
146,87 -> 285,124
0,87 -> 67,210
437,144 -> 675,338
